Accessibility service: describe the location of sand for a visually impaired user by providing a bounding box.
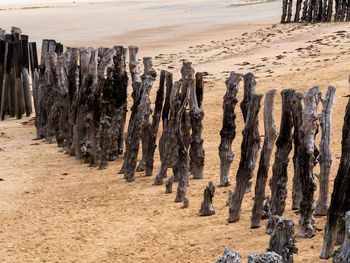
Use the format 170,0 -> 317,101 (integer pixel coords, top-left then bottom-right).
1,1 -> 350,262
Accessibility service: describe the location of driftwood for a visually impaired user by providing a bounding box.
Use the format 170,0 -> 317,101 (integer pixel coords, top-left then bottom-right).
137,57 -> 157,172
145,70 -> 166,177
189,72 -> 205,179
218,72 -> 241,187
291,93 -> 303,210
228,91 -> 262,223
298,87 -> 321,238
165,175 -> 174,194
315,86 -> 336,216
320,97 -> 350,259
251,89 -> 278,228
248,252 -> 283,263
270,89 -> 295,216
198,181 -> 215,216
266,216 -> 298,263
332,211 -> 350,263
215,248 -> 242,263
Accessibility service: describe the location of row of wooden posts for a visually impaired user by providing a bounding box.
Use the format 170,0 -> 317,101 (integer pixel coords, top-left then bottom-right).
281,0 -> 350,23
8,27 -> 349,261
0,27 -> 34,120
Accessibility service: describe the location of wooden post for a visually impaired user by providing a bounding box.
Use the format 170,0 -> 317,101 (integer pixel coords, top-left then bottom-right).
291,92 -> 303,210
29,42 -> 39,116
248,252 -> 282,263
301,0 -> 309,21
136,57 -> 157,172
270,89 -> 295,216
298,86 -> 321,238
218,72 -> 241,187
320,97 -> 350,259
228,92 -> 263,223
326,0 -> 333,21
189,72 -> 205,179
174,61 -> 193,202
114,46 -> 128,156
251,89 -> 278,228
315,86 -> 336,216
0,40 -> 7,117
198,181 -> 215,216
281,0 -> 288,23
165,175 -> 174,194
214,248 -> 242,263
332,211 -> 350,263
118,45 -> 141,174
13,41 -> 24,119
294,0 -> 303,22
287,0 -> 293,22
266,216 -> 298,263
145,70 -> 166,177
124,75 -> 154,182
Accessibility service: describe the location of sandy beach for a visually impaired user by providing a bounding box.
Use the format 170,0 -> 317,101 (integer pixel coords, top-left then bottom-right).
1,0 -> 350,262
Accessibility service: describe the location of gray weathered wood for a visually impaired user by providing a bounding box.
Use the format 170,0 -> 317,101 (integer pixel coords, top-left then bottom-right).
315,86 -> 336,216
189,72 -> 205,179
298,87 -> 321,238
165,175 -> 174,194
320,96 -> 350,259
251,89 -> 278,228
218,72 -> 241,187
215,248 -> 242,263
248,252 -> 283,263
198,181 -> 215,216
266,215 -> 298,263
228,91 -> 262,223
270,89 -> 295,216
332,211 -> 350,263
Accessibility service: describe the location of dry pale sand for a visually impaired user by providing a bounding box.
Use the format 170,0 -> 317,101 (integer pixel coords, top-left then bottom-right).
1,1 -> 350,262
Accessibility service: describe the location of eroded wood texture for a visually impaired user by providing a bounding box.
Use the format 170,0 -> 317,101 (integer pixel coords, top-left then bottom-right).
145,70 -> 166,177
218,72 -> 241,187
251,89 -> 278,229
291,92 -> 303,211
137,57 -> 157,172
332,211 -> 350,263
298,87 -> 321,238
189,72 -> 205,179
228,91 -> 262,223
248,252 -> 283,263
198,181 -> 215,216
270,89 -> 295,216
215,248 -> 242,263
315,86 -> 336,216
266,216 -> 298,263
320,97 -> 350,259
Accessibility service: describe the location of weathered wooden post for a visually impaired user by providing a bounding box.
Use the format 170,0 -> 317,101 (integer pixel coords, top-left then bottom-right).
189,72 -> 205,179
136,57 -> 157,172
287,0 -> 293,22
13,40 -> 24,119
145,70 -> 166,177
270,89 -> 295,216
294,0 -> 303,22
198,181 -> 215,216
29,42 -> 39,115
124,75 -> 155,182
315,86 -> 335,216
118,45 -> 141,174
21,34 -> 32,117
242,73 -> 258,193
228,91 -> 263,223
320,96 -> 350,259
0,40 -> 7,118
218,72 -> 241,187
332,211 -> 350,263
251,89 -> 278,228
165,175 -> 174,194
174,61 -> 193,202
266,216 -> 298,263
298,87 -> 321,238
291,92 -> 303,211
281,0 -> 288,23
